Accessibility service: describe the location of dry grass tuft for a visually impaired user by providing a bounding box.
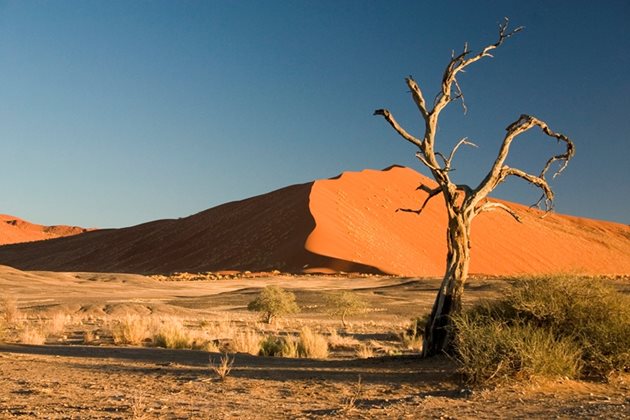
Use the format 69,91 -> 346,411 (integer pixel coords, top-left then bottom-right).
327,328 -> 360,350
0,295 -> 20,324
297,326 -> 328,359
111,314 -> 152,346
209,353 -> 235,381
45,312 -> 69,336
342,375 -> 364,412
19,325 -> 46,345
355,343 -> 374,359
231,330 -> 263,355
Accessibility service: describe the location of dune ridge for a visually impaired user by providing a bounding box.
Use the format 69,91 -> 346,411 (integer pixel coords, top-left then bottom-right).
0,166 -> 628,276
0,214 -> 91,246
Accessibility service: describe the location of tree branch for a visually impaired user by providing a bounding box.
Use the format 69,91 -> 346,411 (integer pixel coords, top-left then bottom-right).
415,152 -> 444,172
406,76 -> 429,121
471,114 -> 575,211
500,166 -> 555,210
443,137 -> 477,170
396,186 -> 442,215
373,109 -> 422,148
475,200 -> 522,222
433,18 -> 523,118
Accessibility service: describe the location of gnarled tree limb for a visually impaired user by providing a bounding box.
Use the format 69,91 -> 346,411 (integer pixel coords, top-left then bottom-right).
373,109 -> 422,148
406,76 -> 429,121
396,185 -> 442,215
433,18 -> 523,119
472,114 -> 575,211
475,200 -> 522,222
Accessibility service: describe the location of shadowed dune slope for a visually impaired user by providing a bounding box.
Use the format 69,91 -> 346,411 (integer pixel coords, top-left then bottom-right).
0,183 -> 377,275
0,166 -> 628,275
0,214 -> 90,245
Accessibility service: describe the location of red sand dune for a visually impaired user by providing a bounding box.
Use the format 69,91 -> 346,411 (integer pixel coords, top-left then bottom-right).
0,166 -> 628,276
0,214 -> 91,246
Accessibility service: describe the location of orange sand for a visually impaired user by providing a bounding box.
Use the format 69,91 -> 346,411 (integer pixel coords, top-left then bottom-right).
0,214 -> 90,245
0,167 -> 628,276
306,166 -> 630,276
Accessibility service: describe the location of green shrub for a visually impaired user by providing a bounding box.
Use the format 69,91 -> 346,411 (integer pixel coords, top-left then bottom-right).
453,314 -> 581,384
401,315 -> 428,351
452,276 -> 630,384
258,330 -> 327,358
258,335 -> 299,357
247,285 -> 299,324
325,291 -> 367,327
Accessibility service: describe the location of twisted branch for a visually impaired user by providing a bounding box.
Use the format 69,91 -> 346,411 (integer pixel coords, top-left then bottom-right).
373,109 -> 422,148
433,18 -> 523,118
475,200 -> 522,222
397,185 -> 442,215
472,114 -> 575,211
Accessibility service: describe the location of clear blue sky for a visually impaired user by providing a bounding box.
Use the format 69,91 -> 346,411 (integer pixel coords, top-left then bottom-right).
1,1 -> 628,228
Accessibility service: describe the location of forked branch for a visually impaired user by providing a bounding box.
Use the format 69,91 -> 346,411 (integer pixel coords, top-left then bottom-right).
436,138 -> 478,171
472,114 -> 575,211
433,18 -> 524,118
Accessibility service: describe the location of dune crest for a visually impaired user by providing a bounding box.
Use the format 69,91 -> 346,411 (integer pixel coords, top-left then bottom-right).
0,214 -> 91,245
0,166 -> 628,275
306,166 -> 630,276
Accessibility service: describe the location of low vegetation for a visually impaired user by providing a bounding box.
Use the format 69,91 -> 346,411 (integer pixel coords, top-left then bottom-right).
452,276 -> 630,385
325,291 -> 367,327
111,314 -> 152,346
209,353 -> 235,381
247,285 -> 299,324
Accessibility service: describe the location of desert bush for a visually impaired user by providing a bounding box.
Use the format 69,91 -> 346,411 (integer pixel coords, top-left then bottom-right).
297,326 -> 328,359
247,285 -> 299,324
452,276 -> 630,384
258,331 -> 325,358
400,316 -> 427,352
258,335 -> 298,357
111,315 -> 152,345
453,314 -> 582,384
259,335 -> 286,356
325,291 -> 367,327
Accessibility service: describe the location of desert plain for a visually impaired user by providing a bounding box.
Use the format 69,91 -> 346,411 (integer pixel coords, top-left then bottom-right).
0,266 -> 628,419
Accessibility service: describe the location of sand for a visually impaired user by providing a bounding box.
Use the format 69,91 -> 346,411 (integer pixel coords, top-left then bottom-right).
0,265 -> 628,418
0,214 -> 89,246
0,166 -> 628,276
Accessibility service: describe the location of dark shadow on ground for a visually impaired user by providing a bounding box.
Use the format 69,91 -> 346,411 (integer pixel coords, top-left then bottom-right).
0,343 -> 457,386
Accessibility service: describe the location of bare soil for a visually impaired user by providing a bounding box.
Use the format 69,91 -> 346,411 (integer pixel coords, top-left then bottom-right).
1,268 -> 628,419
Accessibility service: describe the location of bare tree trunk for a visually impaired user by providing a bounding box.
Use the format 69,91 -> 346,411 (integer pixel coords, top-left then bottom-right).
373,19 -> 575,358
422,212 -> 471,357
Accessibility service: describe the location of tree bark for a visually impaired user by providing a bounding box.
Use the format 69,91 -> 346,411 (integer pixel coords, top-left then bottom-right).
422,211 -> 471,357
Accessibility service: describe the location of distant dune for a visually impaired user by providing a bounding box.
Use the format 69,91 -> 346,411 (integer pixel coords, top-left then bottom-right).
0,166 -> 628,276
0,214 -> 91,246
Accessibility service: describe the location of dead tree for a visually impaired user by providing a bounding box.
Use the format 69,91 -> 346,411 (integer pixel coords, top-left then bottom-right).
373,19 -> 575,357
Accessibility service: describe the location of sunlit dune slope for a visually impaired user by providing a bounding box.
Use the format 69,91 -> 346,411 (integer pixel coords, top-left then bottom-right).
0,214 -> 90,245
306,166 -> 630,276
0,166 -> 628,276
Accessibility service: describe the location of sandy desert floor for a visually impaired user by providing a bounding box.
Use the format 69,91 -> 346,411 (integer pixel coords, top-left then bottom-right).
0,268 -> 628,419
